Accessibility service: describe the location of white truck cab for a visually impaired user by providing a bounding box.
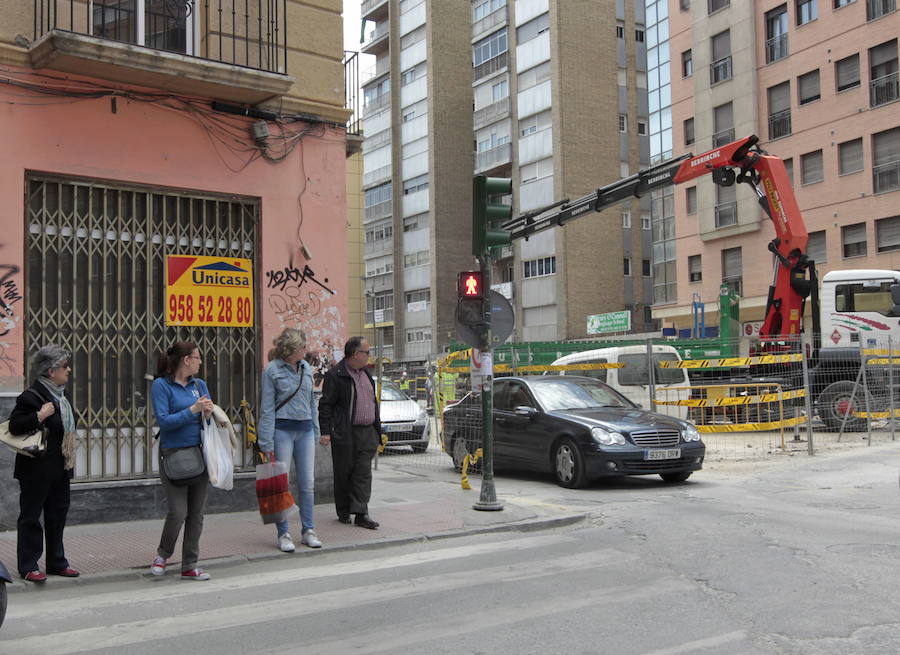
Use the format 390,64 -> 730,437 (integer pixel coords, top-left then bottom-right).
819,269 -> 900,349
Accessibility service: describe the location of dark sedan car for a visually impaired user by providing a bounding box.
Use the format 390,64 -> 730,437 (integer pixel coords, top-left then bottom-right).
441,375 -> 705,488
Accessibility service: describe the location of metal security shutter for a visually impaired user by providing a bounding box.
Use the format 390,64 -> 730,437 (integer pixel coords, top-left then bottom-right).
722,247 -> 742,279
839,138 -> 864,175
876,216 -> 900,252
835,54 -> 859,91
25,175 -> 260,481
807,230 -> 827,263
768,81 -> 791,114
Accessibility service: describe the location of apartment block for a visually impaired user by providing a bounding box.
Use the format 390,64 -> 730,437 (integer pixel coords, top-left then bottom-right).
654,0 -> 900,332
359,0 -> 652,364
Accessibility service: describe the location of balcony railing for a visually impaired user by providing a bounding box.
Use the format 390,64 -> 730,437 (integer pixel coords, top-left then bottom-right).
474,51 -> 508,81
710,55 -> 732,84
768,109 -> 791,140
364,164 -> 392,188
870,71 -> 899,107
363,93 -> 390,116
473,97 -> 510,129
365,199 -> 392,220
361,0 -> 388,18
874,160 -> 900,194
364,23 -> 390,48
344,51 -> 362,137
473,6 -> 508,38
867,0 -> 896,20
712,128 -> 735,147
715,201 -> 738,227
475,143 -> 512,172
765,34 -> 788,64
34,0 -> 288,74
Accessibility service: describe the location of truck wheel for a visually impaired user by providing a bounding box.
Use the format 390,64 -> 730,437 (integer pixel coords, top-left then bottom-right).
817,380 -> 870,432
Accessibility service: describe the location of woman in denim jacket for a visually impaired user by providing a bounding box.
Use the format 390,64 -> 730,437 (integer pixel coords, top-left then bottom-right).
258,328 -> 322,551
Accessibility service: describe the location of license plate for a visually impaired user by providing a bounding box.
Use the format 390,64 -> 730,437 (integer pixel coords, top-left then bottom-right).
644,448 -> 681,460
384,423 -> 413,432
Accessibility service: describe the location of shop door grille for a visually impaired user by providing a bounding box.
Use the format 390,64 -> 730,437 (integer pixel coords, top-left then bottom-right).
25,175 -> 260,481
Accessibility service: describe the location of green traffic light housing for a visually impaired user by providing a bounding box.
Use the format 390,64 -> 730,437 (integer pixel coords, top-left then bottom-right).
473,175 -> 513,256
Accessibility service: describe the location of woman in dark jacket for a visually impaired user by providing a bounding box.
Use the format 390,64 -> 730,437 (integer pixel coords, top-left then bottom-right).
8,345 -> 79,583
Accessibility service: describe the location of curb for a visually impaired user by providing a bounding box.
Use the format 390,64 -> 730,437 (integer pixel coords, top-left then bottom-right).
5,512 -> 587,594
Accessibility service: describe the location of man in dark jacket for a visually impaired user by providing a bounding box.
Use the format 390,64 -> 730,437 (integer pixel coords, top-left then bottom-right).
318,336 -> 381,529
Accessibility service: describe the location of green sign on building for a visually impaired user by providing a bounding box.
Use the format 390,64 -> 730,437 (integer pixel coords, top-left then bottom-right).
587,310 -> 631,335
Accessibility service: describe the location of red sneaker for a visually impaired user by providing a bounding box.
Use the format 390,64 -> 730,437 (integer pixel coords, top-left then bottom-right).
180,568 -> 210,581
49,567 -> 80,577
24,570 -> 47,583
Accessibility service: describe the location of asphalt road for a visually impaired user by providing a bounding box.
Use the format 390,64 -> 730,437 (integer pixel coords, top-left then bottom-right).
3,443 -> 900,654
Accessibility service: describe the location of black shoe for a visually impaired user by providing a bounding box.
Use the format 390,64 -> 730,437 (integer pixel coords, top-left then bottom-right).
337,514 -> 352,524
354,514 -> 379,529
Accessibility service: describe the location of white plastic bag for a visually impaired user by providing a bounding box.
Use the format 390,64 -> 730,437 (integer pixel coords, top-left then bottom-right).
202,417 -> 234,491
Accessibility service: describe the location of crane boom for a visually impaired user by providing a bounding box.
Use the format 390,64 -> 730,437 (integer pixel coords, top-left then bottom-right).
501,135 -> 815,342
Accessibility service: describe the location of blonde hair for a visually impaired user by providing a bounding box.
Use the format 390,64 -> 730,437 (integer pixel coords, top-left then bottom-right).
272,328 -> 306,361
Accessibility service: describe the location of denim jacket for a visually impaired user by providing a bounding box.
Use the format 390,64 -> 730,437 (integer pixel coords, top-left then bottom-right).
258,358 -> 320,451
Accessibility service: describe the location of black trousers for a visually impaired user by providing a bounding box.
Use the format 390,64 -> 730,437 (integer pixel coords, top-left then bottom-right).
331,425 -> 378,517
17,472 -> 70,576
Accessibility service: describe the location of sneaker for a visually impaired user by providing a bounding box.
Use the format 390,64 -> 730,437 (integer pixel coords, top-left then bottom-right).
180,568 -> 210,581
150,556 -> 167,576
301,530 -> 322,548
278,532 -> 296,553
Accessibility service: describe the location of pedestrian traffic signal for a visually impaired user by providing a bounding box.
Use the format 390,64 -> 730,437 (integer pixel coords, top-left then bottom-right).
473,175 -> 513,256
458,271 -> 485,299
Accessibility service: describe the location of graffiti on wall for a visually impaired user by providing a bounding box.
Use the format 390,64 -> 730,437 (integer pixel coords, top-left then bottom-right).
0,263 -> 23,376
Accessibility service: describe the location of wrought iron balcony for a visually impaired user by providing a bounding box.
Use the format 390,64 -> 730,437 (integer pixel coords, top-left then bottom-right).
710,55 -> 732,84
874,160 -> 900,194
712,128 -> 735,147
765,34 -> 788,64
33,0 -> 288,74
867,0 -> 896,20
715,201 -> 738,227
870,71 -> 899,108
344,51 -> 362,137
768,109 -> 791,140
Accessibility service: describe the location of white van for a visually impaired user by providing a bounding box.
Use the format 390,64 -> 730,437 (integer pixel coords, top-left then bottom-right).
551,345 -> 690,419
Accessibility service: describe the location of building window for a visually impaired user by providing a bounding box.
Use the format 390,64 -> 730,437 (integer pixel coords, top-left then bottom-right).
642,214 -> 652,230
710,30 -> 732,84
402,174 -> 429,195
708,0 -> 730,13
403,251 -> 430,268
800,150 -> 824,185
833,0 -> 854,7
681,0 -> 691,9
721,247 -> 742,295
873,126 -> 900,194
637,121 -> 648,135
405,288 -> 431,308
835,53 -> 860,92
618,114 -> 628,133
766,5 -> 789,63
651,186 -> 676,304
523,256 -> 556,278
365,255 -> 393,277
684,117 -> 695,146
688,255 -> 702,282
365,222 -> 393,244
867,0 -> 895,19
686,186 -> 698,214
406,328 -> 432,343
784,157 -> 795,184
400,63 -> 426,87
622,210 -> 632,228
642,259 -> 651,276
798,69 -> 821,104
876,216 -> 900,252
682,49 -> 693,77
842,222 -> 867,257
869,39 -> 899,108
473,27 -> 508,66
796,0 -> 818,25
403,213 -> 428,232
807,230 -> 827,262
839,138 -> 864,175
473,0 -> 506,22
616,23 -> 625,38
92,0 -> 192,54
713,102 -> 734,146
365,290 -> 393,317
635,29 -> 645,42
517,13 -> 550,44
715,184 -> 737,227
768,81 -> 792,140
624,258 -> 632,276
491,79 -> 509,102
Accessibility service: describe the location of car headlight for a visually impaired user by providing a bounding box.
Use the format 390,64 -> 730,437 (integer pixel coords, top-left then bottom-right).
682,425 -> 701,442
591,426 -> 626,446
414,408 -> 427,424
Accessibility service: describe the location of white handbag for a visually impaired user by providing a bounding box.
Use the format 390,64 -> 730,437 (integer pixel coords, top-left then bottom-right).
0,420 -> 48,458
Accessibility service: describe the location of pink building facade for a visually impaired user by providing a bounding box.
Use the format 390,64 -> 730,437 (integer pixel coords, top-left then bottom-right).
659,0 -> 899,333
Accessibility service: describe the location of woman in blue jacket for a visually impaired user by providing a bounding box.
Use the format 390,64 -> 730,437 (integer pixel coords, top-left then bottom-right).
258,328 -> 321,552
150,341 -> 214,581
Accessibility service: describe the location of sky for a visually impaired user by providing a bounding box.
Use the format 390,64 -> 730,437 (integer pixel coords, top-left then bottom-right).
343,0 -> 364,52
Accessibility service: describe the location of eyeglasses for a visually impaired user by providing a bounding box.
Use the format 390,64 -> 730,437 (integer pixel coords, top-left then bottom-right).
356,349 -> 370,355
188,355 -> 202,360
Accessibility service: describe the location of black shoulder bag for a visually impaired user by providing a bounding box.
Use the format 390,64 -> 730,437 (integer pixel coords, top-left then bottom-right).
275,366 -> 305,412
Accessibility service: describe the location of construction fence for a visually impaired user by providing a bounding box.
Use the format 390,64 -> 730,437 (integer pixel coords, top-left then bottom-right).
372,335 -> 900,481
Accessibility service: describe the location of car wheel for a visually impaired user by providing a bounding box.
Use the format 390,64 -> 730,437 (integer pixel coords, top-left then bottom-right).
660,471 -> 692,483
553,438 -> 587,489
411,443 -> 428,453
817,380 -> 870,432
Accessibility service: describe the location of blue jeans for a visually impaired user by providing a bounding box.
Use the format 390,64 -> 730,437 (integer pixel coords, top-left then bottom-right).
274,425 -> 316,535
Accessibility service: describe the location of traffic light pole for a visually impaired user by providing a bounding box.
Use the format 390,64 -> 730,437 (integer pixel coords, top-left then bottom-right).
473,253 -> 503,512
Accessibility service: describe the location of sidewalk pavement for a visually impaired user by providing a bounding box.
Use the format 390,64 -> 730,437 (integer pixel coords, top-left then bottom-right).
0,466 -> 586,592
